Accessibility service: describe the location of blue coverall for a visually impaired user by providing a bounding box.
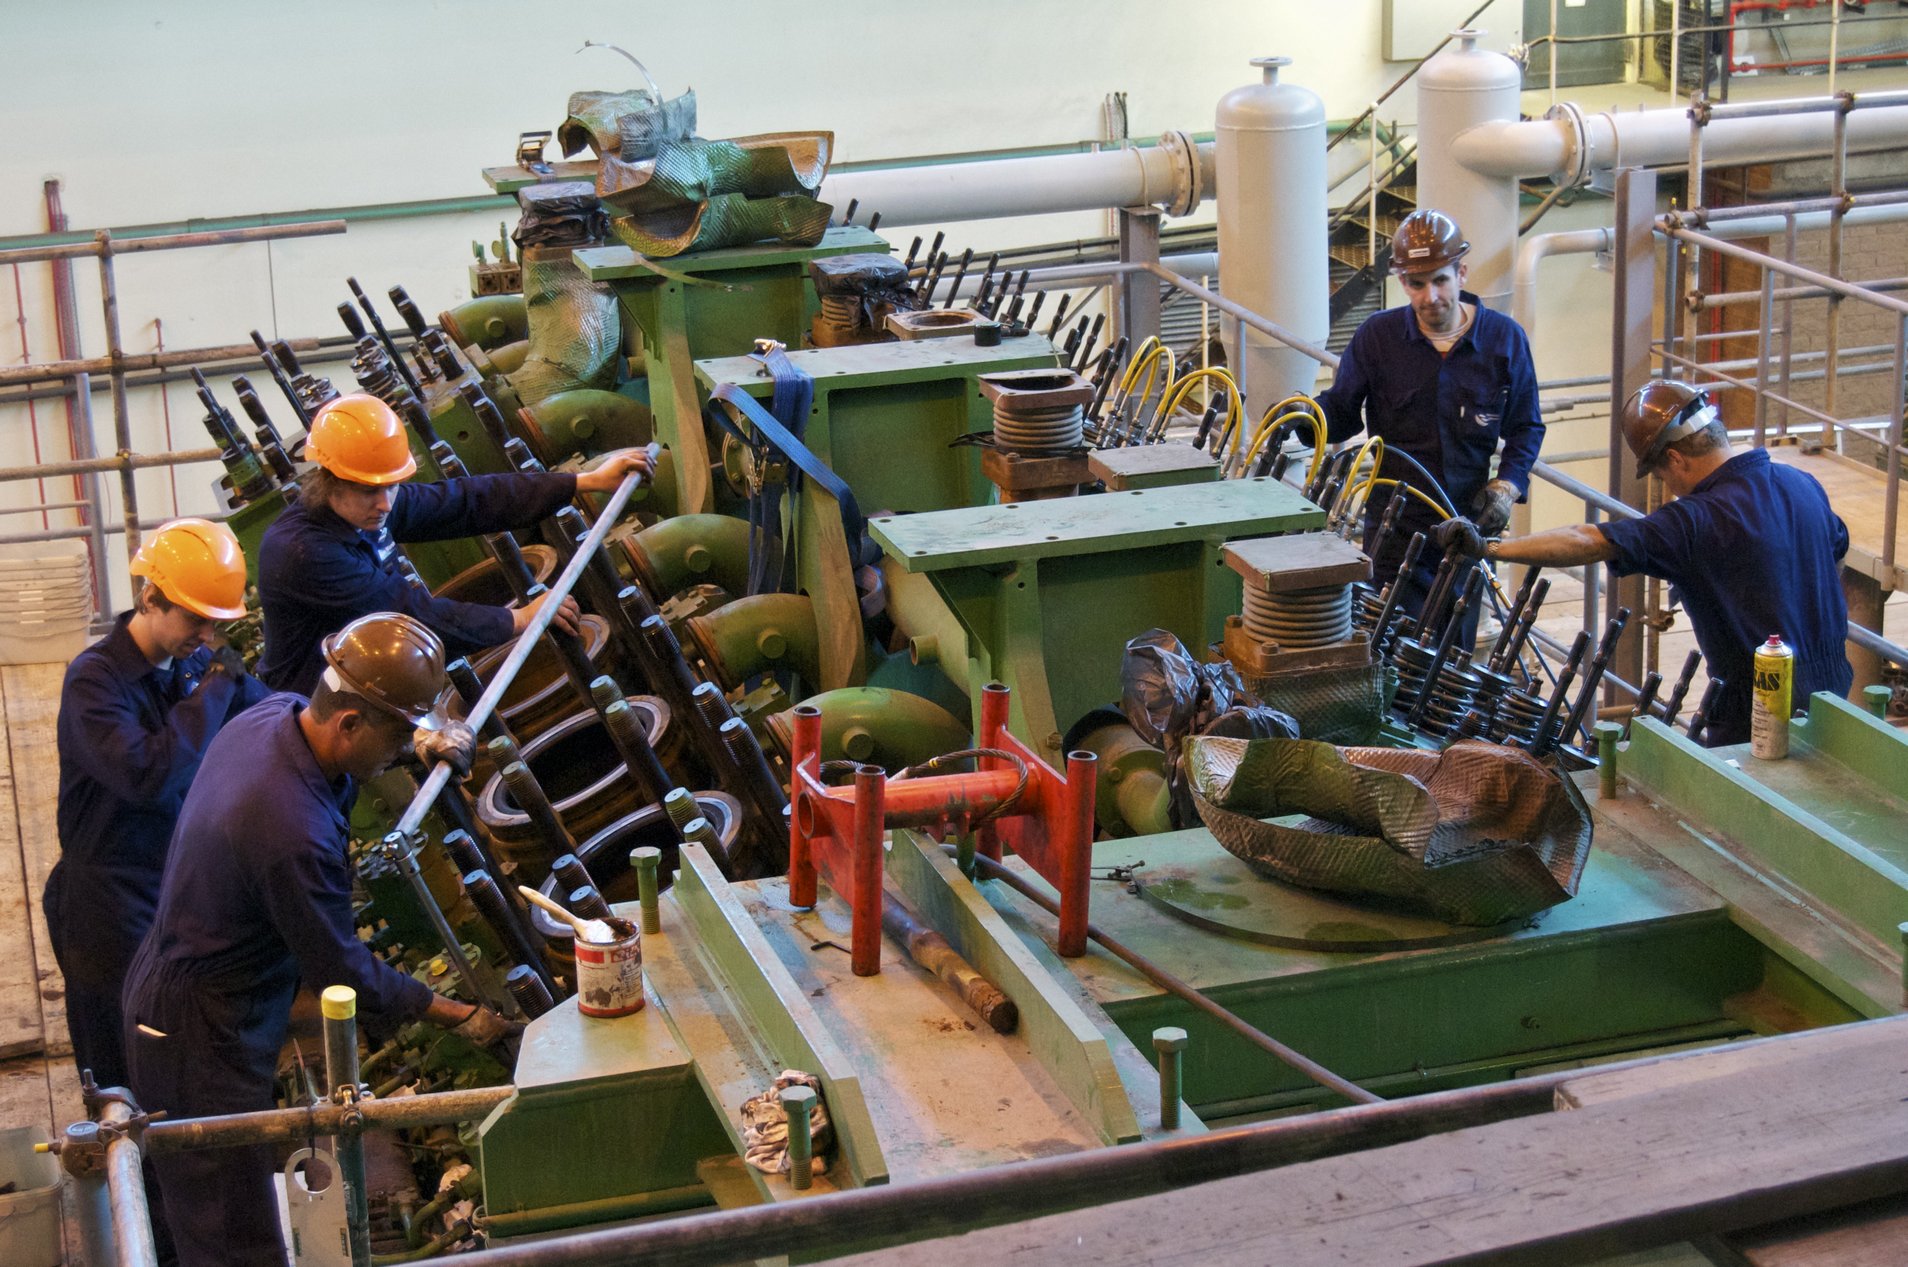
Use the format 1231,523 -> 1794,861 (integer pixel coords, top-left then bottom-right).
1316,293 -> 1545,628
256,471 -> 577,695
123,694 -> 436,1266
1598,449 -> 1852,745
46,612 -> 268,1088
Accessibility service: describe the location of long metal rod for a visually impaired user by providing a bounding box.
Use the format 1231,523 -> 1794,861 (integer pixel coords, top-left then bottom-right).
964,849 -> 1379,1105
96,232 -> 140,569
393,465 -> 648,838
100,1100 -> 157,1267
0,446 -> 224,482
1144,262 -> 1341,369
0,337 -> 323,388
1887,314 -> 1905,574
141,1085 -> 516,1155
0,218 -> 345,266
1664,224 -> 1908,318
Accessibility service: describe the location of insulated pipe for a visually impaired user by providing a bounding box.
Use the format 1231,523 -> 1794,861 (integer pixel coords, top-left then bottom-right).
624,514 -> 752,600
762,687 -> 972,770
684,593 -> 822,691
1511,229 -> 1613,337
1451,99 -> 1908,184
518,390 -> 653,464
1216,57 -> 1329,418
1416,30 -> 1524,309
815,138 -> 1211,229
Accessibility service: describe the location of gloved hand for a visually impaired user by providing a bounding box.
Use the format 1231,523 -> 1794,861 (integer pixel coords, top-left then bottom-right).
1471,479 -> 1519,536
450,1003 -> 513,1047
206,643 -> 248,678
1432,516 -> 1490,560
575,444 -> 659,494
414,720 -> 477,779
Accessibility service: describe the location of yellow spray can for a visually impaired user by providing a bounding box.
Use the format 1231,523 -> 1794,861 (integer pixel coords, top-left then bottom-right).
1751,634 -> 1793,760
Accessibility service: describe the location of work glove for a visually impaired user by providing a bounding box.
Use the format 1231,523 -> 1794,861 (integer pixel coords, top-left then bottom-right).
1471,479 -> 1519,536
414,720 -> 477,780
450,1003 -> 513,1047
1432,517 -> 1490,560
205,643 -> 248,679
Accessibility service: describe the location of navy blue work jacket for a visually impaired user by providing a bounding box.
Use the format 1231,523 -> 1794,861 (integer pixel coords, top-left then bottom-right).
1317,294 -> 1544,538
1599,449 -> 1852,742
48,613 -> 269,991
257,471 -> 576,695
122,694 -> 435,1088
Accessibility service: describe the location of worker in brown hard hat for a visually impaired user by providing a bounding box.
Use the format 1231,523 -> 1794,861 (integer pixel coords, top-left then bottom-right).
123,612 -> 507,1265
1316,208 -> 1545,640
1434,379 -> 1852,745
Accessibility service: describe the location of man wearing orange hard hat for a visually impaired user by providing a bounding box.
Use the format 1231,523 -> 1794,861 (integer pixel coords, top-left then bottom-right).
45,517 -> 269,1092
256,392 -> 650,694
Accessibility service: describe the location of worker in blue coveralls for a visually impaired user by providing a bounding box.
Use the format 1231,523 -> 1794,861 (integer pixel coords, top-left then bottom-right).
45,517 -> 269,1092
1316,208 -> 1544,638
123,612 -> 509,1266
1435,380 -> 1853,746
256,391 -> 652,695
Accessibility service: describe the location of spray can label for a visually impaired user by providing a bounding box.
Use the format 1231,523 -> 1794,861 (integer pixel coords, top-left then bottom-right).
574,919 -> 645,1017
1751,635 -> 1793,760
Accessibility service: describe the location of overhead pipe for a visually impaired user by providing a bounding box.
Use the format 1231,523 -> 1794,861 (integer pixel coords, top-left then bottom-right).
816,134 -> 1211,228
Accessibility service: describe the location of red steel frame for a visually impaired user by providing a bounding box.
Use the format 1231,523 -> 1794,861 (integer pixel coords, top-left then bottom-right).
786,682 -> 1098,975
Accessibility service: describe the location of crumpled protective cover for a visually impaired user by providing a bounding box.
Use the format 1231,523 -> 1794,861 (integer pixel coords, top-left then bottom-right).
1121,629 -> 1299,828
809,253 -> 912,298
559,88 -> 698,159
597,133 -> 829,215
505,251 -> 620,405
1245,660 -> 1395,747
609,194 -> 831,258
1185,736 -> 1593,925
511,182 -> 609,252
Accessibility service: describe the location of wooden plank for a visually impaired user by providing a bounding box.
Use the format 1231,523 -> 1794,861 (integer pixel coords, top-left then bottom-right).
0,670 -> 45,1057
1,665 -> 66,1058
573,227 -> 883,281
823,1017 -> 1908,1267
1554,1020 -> 1882,1110
696,333 -> 1057,392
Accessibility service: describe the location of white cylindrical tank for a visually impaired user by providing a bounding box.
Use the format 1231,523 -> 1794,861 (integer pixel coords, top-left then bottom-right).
1416,30 -> 1523,311
1216,56 -> 1329,419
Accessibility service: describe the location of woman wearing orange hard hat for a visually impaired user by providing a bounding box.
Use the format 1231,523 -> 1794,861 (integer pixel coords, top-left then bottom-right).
44,517 -> 270,1092
255,392 -> 651,694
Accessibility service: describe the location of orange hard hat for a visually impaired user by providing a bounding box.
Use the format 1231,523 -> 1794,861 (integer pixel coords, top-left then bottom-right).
130,518 -> 249,620
305,394 -> 418,486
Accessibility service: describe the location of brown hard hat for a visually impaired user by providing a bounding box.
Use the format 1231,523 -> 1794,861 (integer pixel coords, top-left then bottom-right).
321,612 -> 451,730
1390,209 -> 1469,276
1621,380 -> 1717,474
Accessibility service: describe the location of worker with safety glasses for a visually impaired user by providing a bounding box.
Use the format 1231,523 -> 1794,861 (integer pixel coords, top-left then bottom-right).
124,612 -> 507,1266
1434,379 -> 1853,746
256,391 -> 651,695
45,517 -> 271,1093
1316,208 -> 1545,640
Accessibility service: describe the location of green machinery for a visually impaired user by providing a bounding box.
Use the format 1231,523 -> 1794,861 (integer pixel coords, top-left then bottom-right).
276,160 -> 1908,1254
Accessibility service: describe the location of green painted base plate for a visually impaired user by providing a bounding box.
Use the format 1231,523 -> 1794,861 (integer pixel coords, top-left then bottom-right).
1134,852 -> 1524,952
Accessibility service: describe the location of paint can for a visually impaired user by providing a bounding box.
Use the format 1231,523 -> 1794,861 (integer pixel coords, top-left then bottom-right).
1751,634 -> 1793,760
573,916 -> 644,1017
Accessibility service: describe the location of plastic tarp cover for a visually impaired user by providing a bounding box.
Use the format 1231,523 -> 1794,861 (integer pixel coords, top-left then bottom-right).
1120,629 -> 1299,828
1185,736 -> 1593,925
1246,661 -> 1394,747
597,134 -> 833,258
512,182 -> 609,252
559,88 -> 697,159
